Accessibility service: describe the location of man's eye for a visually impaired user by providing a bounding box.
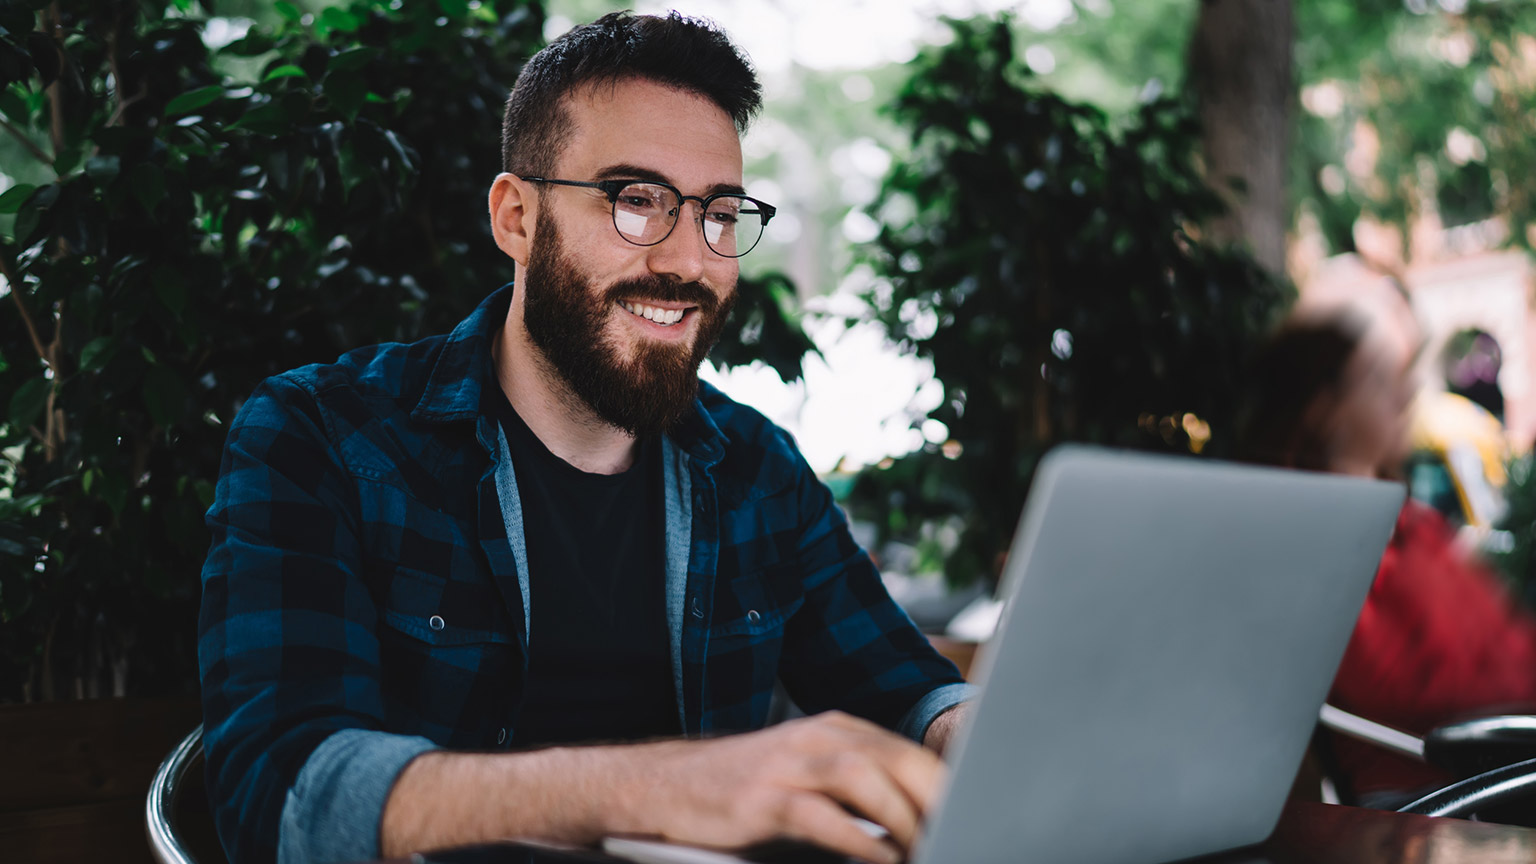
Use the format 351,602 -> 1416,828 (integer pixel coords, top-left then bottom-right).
620,195 -> 659,209
708,211 -> 739,225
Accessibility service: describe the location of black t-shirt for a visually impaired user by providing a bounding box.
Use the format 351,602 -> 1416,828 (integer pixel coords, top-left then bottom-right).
497,402 -> 680,746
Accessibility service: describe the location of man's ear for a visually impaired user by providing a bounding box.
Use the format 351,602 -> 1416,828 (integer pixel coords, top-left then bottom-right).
489,172 -> 534,266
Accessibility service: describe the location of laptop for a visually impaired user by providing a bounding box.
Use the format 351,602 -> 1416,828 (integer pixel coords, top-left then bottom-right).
442,446 -> 1404,864
915,445 -> 1402,864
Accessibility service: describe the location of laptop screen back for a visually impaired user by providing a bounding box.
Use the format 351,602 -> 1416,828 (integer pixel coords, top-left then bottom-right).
919,446 -> 1403,864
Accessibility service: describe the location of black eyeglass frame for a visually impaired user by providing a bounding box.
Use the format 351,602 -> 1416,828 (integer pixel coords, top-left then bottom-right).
522,176 -> 777,259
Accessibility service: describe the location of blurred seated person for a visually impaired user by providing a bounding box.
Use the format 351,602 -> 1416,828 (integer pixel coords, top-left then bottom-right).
1242,312 -> 1536,808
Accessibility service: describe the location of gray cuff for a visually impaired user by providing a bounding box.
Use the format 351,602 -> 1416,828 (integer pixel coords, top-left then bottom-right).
897,682 -> 978,743
278,729 -> 440,864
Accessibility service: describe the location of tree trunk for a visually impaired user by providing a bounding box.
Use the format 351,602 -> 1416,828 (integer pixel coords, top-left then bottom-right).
1189,0 -> 1294,277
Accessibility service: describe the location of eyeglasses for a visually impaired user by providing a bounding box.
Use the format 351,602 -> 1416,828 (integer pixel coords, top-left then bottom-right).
523,177 -> 777,259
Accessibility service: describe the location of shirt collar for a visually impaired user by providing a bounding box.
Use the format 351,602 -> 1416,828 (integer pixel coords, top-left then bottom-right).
411,283 -> 514,424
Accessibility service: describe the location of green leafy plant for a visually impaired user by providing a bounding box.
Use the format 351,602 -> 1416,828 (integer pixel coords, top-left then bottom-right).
1492,455 -> 1536,607
1292,0 -> 1536,255
848,16 -> 1291,586
0,0 -> 812,702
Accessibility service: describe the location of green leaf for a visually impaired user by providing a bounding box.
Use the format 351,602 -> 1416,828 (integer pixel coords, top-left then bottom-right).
79,336 -> 113,373
96,469 -> 127,516
224,32 -> 277,57
324,70 -> 366,119
438,0 -> 470,17
53,145 -> 82,175
274,1 -> 302,23
262,64 -> 309,83
132,162 -> 164,214
330,46 -> 379,73
153,267 -> 187,316
142,364 -> 187,428
0,183 -> 34,214
0,87 -> 27,124
85,154 -> 120,185
164,85 -> 226,117
7,377 -> 49,431
0,493 -> 49,520
231,101 -> 295,135
318,7 -> 362,35
81,468 -> 94,494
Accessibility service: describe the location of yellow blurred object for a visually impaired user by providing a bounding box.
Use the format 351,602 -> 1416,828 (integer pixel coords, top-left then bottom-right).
1408,390 -> 1509,527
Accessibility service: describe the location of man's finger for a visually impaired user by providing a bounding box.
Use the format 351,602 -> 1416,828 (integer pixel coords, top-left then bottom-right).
807,751 -> 922,851
812,716 -> 947,817
872,740 -> 947,816
779,793 -> 904,864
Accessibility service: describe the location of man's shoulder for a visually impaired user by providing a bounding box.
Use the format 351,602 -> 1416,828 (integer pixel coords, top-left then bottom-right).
696,380 -> 793,450
247,334 -> 450,425
693,381 -> 810,493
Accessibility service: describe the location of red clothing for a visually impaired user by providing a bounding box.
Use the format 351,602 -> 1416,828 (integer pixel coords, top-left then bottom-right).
1329,500 -> 1536,797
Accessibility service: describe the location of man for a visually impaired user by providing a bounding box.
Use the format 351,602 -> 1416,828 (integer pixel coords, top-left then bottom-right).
199,12 -> 972,864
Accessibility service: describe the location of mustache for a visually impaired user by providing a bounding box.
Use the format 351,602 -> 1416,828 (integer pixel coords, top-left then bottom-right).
600,276 -> 722,314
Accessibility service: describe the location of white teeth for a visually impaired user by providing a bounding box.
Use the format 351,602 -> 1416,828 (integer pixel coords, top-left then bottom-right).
620,301 -> 686,326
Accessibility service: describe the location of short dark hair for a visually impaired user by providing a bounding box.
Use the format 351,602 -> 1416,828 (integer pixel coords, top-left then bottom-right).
501,11 -> 761,177
1238,315 -> 1366,472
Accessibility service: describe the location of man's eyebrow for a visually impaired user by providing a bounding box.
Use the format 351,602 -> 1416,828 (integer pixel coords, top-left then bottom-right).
593,163 -> 746,196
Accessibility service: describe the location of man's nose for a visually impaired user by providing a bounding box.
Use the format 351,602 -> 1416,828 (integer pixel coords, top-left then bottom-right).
646,201 -> 709,284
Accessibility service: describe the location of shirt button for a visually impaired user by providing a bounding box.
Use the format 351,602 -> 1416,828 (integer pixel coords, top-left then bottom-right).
497,728 -> 508,745
428,615 -> 445,631
746,610 -> 761,624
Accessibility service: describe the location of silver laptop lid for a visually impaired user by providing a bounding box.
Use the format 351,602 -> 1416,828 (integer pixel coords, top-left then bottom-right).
919,445 -> 1403,864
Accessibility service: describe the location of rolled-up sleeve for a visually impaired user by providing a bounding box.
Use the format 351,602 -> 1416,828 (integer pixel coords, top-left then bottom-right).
278,729 -> 439,864
897,682 -> 978,742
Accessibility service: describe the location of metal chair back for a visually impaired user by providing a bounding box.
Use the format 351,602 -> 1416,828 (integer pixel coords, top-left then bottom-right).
146,723 -> 222,864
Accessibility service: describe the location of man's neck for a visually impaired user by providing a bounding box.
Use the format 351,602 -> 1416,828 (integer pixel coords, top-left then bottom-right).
494,310 -> 640,476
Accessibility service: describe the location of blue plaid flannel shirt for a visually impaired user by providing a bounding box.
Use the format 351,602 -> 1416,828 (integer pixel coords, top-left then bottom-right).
198,284 -> 971,864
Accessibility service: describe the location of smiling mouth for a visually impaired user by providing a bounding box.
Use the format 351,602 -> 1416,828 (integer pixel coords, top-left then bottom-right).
619,300 -> 693,327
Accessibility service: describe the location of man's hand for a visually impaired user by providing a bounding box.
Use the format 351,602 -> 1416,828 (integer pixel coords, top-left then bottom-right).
612,711 -> 943,864
381,711 -> 943,864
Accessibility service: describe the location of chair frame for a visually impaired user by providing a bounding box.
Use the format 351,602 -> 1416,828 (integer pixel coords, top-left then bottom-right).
1399,756 -> 1536,817
146,723 -> 206,864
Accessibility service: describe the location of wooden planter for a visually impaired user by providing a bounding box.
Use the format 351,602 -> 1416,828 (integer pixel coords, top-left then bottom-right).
0,697 -> 201,864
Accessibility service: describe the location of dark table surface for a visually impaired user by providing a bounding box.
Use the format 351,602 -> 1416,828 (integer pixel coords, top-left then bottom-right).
384,801 -> 1536,864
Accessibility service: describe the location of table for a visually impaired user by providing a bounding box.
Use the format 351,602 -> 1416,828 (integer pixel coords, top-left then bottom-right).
384,801 -> 1536,864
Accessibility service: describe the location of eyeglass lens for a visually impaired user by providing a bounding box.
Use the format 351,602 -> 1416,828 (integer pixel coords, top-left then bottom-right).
610,183 -> 766,257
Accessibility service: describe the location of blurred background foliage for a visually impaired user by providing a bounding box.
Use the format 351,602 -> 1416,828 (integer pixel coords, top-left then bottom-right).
8,0 -> 1536,699
844,15 -> 1286,585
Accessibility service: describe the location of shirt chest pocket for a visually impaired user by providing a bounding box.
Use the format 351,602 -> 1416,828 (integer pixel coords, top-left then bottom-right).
710,566 -> 805,643
379,567 -> 516,654
376,567 -> 517,744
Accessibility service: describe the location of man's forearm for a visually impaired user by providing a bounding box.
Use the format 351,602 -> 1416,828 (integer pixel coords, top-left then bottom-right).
380,744 -> 646,856
378,713 -> 943,863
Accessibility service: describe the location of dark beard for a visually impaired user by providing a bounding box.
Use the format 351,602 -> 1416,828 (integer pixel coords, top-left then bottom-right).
521,210 -> 735,435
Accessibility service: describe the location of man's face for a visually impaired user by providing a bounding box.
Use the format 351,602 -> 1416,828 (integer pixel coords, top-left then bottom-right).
518,78 -> 743,435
